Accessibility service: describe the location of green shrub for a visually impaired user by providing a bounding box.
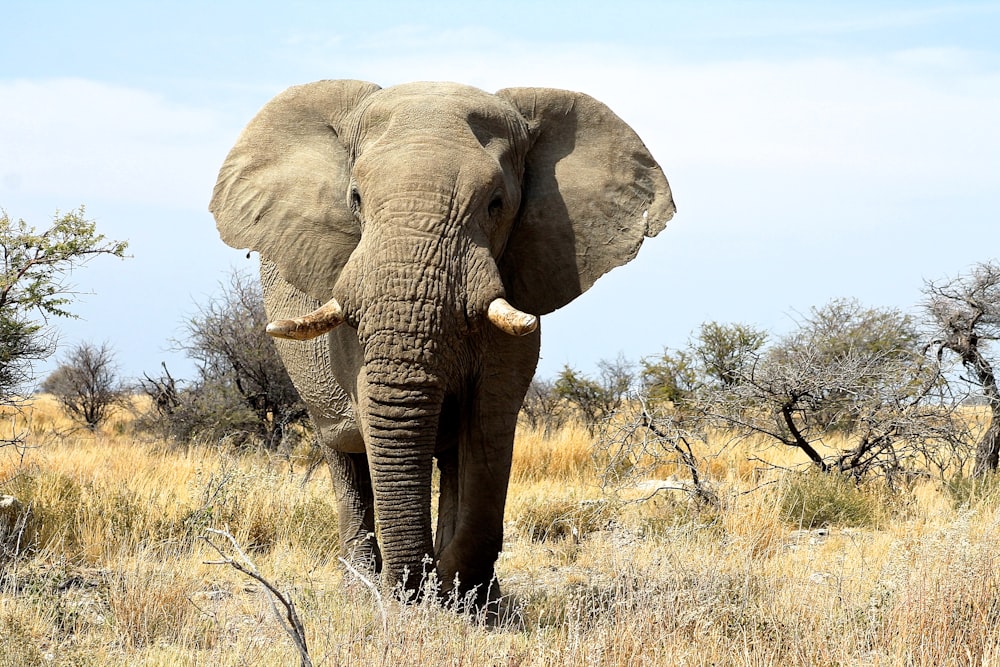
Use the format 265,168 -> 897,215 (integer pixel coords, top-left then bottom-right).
514,497 -> 616,542
779,471 -> 883,528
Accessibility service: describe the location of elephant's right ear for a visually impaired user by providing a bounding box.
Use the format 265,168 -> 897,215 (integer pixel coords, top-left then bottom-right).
210,80 -> 381,303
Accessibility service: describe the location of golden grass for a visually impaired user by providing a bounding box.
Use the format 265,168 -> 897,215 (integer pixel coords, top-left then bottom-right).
512,423 -> 600,483
1,397 -> 999,665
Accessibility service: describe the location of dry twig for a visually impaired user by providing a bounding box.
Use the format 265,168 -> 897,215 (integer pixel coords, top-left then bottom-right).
201,527 -> 312,667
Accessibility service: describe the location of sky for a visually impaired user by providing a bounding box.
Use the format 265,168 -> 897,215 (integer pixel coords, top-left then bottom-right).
2,1 -> 999,386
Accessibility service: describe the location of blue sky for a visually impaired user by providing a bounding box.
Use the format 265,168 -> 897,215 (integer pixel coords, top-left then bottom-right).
2,1 -> 999,385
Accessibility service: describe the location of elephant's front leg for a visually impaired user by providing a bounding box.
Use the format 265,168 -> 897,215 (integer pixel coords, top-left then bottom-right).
327,450 -> 381,575
434,427 -> 512,610
435,331 -> 539,611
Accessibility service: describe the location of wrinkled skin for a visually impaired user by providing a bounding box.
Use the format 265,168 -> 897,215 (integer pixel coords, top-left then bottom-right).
210,80 -> 674,613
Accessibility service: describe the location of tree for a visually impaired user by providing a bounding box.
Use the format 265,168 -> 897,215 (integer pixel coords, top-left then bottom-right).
519,377 -> 568,435
640,322 -> 767,408
923,261 -> 1000,476
692,321 -> 768,389
0,208 -> 126,418
42,341 -> 123,430
640,347 -> 699,407
769,299 -> 921,433
790,297 -> 919,360
555,355 -> 635,433
161,269 -> 307,448
705,301 -> 960,479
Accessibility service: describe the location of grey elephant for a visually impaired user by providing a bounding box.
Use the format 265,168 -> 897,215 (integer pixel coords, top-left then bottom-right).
209,80 -> 674,611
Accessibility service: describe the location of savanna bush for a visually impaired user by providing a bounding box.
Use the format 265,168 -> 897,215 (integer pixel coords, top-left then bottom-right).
779,471 -> 888,528
512,496 -> 618,542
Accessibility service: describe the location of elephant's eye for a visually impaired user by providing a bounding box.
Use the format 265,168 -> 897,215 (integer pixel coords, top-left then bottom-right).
349,187 -> 363,219
488,193 -> 504,218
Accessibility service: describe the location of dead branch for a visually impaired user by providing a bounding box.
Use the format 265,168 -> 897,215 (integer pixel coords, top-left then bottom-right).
201,527 -> 312,667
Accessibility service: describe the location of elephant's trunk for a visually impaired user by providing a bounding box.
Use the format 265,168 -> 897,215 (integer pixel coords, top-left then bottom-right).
359,315 -> 445,594
352,240 -> 454,591
364,368 -> 441,590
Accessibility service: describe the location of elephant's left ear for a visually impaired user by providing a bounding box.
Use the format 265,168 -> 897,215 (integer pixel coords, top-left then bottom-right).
210,80 -> 381,303
495,88 -> 675,315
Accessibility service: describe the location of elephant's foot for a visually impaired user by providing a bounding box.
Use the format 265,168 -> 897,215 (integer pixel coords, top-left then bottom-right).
338,533 -> 382,592
478,588 -> 526,631
378,554 -> 438,605
436,573 -> 524,629
366,566 -> 525,629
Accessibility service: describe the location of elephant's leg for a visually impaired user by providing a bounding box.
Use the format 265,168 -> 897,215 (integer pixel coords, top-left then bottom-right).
436,332 -> 540,611
328,449 -> 381,574
437,427 -> 513,609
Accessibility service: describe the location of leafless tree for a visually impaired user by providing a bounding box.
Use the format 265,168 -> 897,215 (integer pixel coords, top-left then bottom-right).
693,301 -> 970,481
770,299 -> 920,434
172,269 -> 307,449
710,345 -> 967,480
519,377 -> 568,435
923,261 -> 1000,476
555,355 -> 635,434
42,341 -> 124,430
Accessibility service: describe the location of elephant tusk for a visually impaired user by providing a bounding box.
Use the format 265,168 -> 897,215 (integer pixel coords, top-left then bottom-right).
487,298 -> 538,337
266,298 -> 345,340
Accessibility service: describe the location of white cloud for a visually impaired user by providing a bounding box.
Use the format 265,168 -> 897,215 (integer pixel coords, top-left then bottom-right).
0,79 -> 232,210
6,40 -> 992,243
333,37 -> 995,152
656,56 -> 1000,183
5,44 -> 997,243
331,40 -> 1000,229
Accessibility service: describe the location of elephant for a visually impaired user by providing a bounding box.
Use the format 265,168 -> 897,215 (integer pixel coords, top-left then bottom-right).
209,80 -> 674,613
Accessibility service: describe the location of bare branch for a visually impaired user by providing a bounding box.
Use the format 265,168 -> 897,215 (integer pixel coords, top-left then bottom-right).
338,556 -> 388,633
201,528 -> 312,667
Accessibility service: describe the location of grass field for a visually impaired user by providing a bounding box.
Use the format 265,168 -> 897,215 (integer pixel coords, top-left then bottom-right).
1,396 -> 999,666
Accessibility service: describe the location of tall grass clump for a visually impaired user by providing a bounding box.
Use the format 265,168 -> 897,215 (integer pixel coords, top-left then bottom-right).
511,423 -> 596,483
779,470 -> 890,528
869,508 -> 1000,664
0,612 -> 48,667
943,472 -> 1000,509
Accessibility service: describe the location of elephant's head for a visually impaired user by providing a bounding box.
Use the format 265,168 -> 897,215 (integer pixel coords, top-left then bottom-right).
210,80 -> 673,593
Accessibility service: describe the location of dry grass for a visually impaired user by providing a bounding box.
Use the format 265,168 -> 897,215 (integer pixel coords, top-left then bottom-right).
1,398 -> 999,665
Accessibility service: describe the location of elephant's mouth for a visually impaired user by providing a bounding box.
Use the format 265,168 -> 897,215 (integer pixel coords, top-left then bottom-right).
265,295 -> 536,341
